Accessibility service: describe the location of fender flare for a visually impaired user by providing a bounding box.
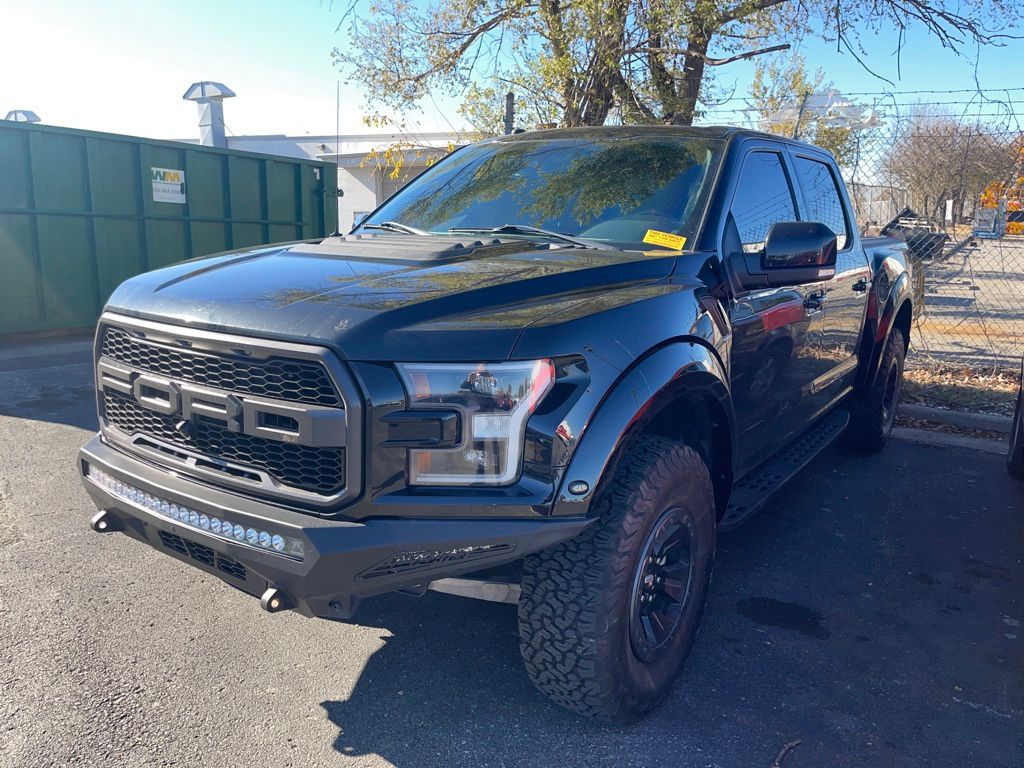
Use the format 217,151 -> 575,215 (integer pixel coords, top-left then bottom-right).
857,271 -> 912,390
550,339 -> 733,517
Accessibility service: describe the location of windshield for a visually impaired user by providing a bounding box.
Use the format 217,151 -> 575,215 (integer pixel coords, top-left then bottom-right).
358,134 -> 724,251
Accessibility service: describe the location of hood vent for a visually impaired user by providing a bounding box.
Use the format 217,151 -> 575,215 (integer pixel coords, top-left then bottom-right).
293,233 -> 536,263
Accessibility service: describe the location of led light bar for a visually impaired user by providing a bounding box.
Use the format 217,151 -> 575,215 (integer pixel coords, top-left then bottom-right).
87,467 -> 304,560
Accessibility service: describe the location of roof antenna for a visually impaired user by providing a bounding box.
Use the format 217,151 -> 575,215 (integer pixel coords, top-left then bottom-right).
328,79 -> 342,237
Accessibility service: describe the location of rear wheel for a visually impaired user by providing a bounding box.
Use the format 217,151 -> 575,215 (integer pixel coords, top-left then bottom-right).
517,437 -> 716,722
1008,386 -> 1024,479
844,331 -> 906,452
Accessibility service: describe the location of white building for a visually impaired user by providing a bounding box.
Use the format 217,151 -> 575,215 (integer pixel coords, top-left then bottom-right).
175,83 -> 473,232
222,131 -> 470,232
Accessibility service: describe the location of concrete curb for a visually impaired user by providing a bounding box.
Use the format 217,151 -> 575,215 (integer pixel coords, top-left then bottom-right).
898,402 -> 1012,435
892,426 -> 1007,455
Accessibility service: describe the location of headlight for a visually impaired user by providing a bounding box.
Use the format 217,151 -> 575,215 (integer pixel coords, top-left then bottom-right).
396,360 -> 555,486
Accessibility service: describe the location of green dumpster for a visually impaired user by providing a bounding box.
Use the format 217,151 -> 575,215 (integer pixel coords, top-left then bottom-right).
0,121 -> 337,335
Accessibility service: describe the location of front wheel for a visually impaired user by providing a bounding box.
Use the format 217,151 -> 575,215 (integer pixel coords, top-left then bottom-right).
517,437 -> 716,722
844,332 -> 906,452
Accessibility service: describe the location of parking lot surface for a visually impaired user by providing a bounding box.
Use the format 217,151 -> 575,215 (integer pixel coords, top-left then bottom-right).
915,238 -> 1024,368
2,340 -> 1022,768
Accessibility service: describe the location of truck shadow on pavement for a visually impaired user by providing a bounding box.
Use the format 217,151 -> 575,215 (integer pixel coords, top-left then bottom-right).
0,381 -> 97,431
0,342 -> 97,432
317,442 -> 1024,768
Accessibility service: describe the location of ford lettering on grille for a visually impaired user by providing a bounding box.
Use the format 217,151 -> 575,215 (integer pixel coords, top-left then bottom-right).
97,359 -> 345,448
94,316 -> 360,509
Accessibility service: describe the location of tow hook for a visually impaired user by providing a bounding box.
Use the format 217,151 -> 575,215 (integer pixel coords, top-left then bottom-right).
90,510 -> 120,533
260,587 -> 289,613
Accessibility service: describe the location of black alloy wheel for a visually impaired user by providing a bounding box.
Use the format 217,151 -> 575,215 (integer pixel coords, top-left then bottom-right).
629,508 -> 695,662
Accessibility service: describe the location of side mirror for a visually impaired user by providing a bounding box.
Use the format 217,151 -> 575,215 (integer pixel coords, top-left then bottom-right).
764,221 -> 838,270
729,221 -> 838,291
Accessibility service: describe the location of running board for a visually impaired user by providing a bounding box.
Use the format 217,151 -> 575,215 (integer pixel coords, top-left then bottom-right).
720,408 -> 850,531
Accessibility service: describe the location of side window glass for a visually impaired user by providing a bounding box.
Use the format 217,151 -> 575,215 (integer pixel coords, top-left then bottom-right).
794,157 -> 850,249
730,152 -> 798,253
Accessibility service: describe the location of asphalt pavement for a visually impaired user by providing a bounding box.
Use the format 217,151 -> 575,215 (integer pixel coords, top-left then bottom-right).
2,339 -> 1022,768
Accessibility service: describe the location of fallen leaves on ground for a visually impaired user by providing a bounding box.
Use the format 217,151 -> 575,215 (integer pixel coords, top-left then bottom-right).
903,364 -> 1018,416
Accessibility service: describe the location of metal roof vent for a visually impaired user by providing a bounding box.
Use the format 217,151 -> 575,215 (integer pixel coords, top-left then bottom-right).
182,82 -> 236,148
4,110 -> 41,123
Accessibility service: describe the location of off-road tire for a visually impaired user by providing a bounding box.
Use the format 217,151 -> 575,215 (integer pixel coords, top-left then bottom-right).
1008,387 -> 1024,479
517,437 -> 716,722
843,331 -> 906,452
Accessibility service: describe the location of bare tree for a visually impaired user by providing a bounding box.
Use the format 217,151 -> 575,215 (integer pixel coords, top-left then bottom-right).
885,107 -> 1020,222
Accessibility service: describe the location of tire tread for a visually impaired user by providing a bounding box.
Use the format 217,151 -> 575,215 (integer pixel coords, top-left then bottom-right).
844,333 -> 905,452
518,437 -> 714,721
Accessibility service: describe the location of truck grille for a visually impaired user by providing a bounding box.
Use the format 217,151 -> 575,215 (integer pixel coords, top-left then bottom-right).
95,317 -> 359,507
103,390 -> 346,496
101,326 -> 341,407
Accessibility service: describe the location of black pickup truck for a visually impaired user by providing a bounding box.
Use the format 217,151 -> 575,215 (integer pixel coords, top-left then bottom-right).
79,126 -> 914,722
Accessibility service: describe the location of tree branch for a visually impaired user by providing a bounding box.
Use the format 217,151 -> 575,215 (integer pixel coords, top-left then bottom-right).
611,70 -> 658,123
629,42 -> 790,66
495,76 -> 566,111
407,7 -> 529,86
837,30 -> 896,86
717,0 -> 792,27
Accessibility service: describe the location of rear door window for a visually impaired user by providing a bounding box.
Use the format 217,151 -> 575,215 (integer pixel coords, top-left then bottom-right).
730,151 -> 798,253
794,157 -> 850,249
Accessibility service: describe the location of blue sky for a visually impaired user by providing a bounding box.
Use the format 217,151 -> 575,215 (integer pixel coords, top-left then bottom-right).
702,26 -> 1024,125
1,0 -> 1021,140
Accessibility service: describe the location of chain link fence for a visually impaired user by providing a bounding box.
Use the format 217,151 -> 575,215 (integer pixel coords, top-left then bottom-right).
837,113 -> 1024,372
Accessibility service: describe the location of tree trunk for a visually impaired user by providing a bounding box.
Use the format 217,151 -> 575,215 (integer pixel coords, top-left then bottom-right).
539,0 -> 579,126
672,33 -> 710,126
646,10 -> 677,122
577,0 -> 629,125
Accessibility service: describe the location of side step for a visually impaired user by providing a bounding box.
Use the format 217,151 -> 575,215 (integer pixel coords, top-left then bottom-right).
719,408 -> 850,531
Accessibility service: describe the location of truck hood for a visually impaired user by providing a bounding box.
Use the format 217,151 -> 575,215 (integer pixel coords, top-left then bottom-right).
105,235 -> 680,361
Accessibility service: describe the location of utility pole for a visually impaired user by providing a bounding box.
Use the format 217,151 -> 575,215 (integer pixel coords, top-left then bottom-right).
791,91 -> 810,140
503,92 -> 515,135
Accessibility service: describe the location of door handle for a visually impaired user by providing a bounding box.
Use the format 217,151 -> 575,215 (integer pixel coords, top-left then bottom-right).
852,278 -> 869,293
803,291 -> 826,312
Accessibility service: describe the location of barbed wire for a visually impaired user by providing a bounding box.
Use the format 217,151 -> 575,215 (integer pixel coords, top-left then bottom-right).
699,100 -> 1024,116
698,86 -> 1024,107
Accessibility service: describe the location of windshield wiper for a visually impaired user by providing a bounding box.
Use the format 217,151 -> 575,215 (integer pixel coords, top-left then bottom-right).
363,221 -> 433,236
448,224 -> 614,250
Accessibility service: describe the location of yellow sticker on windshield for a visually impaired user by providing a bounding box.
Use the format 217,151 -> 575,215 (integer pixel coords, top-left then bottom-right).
642,230 -> 686,250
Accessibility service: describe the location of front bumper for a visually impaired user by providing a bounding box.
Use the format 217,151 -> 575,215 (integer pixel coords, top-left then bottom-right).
78,436 -> 591,619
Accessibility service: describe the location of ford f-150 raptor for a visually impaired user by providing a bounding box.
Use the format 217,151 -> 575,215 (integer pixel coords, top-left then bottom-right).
79,126 -> 914,722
